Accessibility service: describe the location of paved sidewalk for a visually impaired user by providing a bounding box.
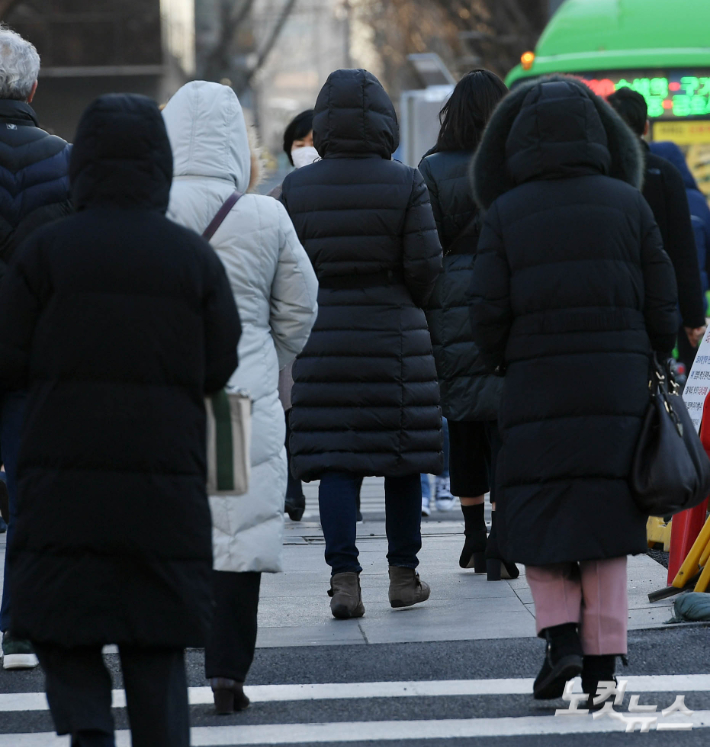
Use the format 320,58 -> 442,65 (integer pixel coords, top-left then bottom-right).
258,477 -> 675,648
0,478 -> 674,651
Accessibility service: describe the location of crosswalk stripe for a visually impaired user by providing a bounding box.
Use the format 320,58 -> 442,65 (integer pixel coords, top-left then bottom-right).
2,674 -> 710,712
3,710 -> 710,746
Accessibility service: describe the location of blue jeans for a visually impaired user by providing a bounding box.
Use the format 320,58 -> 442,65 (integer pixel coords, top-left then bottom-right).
421,417 -> 449,502
318,472 -> 422,575
0,391 -> 26,632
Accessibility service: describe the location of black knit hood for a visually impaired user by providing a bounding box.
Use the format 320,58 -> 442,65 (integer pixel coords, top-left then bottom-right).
313,69 -> 399,159
472,75 -> 644,209
70,94 -> 173,212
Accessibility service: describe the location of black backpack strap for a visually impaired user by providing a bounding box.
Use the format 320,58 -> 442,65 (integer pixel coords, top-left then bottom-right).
201,191 -> 243,241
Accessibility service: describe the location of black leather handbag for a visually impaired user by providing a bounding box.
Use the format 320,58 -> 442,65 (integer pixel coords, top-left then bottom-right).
630,354 -> 710,517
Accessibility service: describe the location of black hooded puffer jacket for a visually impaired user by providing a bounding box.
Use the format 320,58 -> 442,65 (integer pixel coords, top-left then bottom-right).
420,150 -> 502,421
470,78 -> 679,566
281,69 -> 443,480
0,94 -> 241,647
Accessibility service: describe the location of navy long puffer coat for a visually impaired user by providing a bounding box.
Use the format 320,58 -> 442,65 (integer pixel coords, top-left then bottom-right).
420,150 -> 502,422
281,69 -> 443,481
470,78 -> 679,566
0,94 -> 241,648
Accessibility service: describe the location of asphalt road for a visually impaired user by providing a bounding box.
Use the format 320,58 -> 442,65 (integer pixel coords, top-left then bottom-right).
1,625 -> 709,745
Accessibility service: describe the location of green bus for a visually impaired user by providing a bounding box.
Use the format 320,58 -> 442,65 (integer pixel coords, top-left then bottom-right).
506,0 -> 710,195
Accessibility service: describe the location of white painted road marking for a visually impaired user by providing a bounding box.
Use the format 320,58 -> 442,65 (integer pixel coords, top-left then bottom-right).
1,674 -> 710,712
1,710 -> 710,746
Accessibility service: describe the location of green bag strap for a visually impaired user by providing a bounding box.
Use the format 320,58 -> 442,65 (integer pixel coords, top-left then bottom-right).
211,390 -> 234,491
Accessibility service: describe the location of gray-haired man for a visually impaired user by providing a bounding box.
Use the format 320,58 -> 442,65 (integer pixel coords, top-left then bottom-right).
0,24 -> 71,670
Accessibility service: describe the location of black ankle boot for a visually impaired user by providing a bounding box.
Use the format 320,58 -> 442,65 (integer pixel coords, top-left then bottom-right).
460,505 -> 487,571
582,655 -> 619,707
211,677 -> 251,714
459,531 -> 487,571
285,493 -> 305,522
533,623 -> 583,700
485,512 -> 519,580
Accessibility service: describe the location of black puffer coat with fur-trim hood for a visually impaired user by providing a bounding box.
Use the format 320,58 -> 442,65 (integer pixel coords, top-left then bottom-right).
469,77 -> 678,566
281,69 -> 444,480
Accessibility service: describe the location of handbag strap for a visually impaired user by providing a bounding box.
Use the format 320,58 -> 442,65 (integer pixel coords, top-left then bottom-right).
201,191 -> 243,241
445,213 -> 482,256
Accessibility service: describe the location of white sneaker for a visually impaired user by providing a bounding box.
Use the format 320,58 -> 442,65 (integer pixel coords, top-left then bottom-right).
1,633 -> 39,670
435,477 -> 455,511
3,652 -> 39,670
421,499 -> 431,517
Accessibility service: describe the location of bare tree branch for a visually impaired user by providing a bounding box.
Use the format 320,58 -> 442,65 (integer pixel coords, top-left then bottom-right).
356,0 -> 547,94
203,0 -> 257,82
246,0 -> 299,84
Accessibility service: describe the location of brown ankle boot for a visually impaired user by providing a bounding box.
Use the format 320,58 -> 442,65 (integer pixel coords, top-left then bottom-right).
328,572 -> 365,619
388,566 -> 431,608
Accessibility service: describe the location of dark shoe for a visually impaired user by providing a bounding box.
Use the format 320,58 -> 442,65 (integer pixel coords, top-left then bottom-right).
70,730 -> 115,747
210,677 -> 250,714
388,566 -> 430,608
459,530 -> 487,572
2,633 -> 38,670
285,494 -> 305,522
356,509 -> 364,524
485,512 -> 519,581
485,534 -> 519,580
0,476 -> 8,524
533,623 -> 583,700
582,655 -> 618,708
328,572 -> 365,619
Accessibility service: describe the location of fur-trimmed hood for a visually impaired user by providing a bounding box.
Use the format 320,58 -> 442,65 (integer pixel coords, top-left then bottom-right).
472,75 -> 644,210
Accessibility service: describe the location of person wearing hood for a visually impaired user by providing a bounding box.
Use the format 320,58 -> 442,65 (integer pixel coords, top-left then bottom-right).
0,94 -> 241,746
162,81 -> 318,715
649,139 -> 710,368
280,69 -> 443,620
608,88 -> 707,369
470,77 -> 678,701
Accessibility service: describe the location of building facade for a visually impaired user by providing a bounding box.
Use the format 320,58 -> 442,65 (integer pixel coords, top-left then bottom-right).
5,0 -> 194,139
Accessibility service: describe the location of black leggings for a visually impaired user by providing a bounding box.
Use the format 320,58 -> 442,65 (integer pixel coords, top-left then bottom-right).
205,570 -> 262,683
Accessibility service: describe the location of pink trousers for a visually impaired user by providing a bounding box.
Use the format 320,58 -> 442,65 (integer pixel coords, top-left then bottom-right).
526,557 -> 628,655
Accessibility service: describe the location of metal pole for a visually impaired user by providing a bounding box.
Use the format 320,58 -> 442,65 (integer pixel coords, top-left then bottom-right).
343,0 -> 352,69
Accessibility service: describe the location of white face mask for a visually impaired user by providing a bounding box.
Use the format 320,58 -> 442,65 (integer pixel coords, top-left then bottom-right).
291,145 -> 320,169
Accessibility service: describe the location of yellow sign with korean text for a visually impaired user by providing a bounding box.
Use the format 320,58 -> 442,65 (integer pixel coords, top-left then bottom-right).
653,121 -> 710,144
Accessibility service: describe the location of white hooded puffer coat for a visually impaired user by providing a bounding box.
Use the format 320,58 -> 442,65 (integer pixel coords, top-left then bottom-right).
163,81 -> 318,573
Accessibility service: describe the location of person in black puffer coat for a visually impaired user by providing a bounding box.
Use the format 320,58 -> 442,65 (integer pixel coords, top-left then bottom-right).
0,94 -> 241,746
420,69 -> 514,581
281,69 -> 443,620
0,27 -> 72,670
608,88 -> 707,371
470,77 -> 678,701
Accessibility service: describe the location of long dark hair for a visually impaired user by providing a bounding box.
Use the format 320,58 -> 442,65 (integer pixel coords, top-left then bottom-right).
435,70 -> 508,152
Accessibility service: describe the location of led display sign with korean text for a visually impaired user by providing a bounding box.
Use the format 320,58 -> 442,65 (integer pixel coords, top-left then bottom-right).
577,70 -> 710,119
